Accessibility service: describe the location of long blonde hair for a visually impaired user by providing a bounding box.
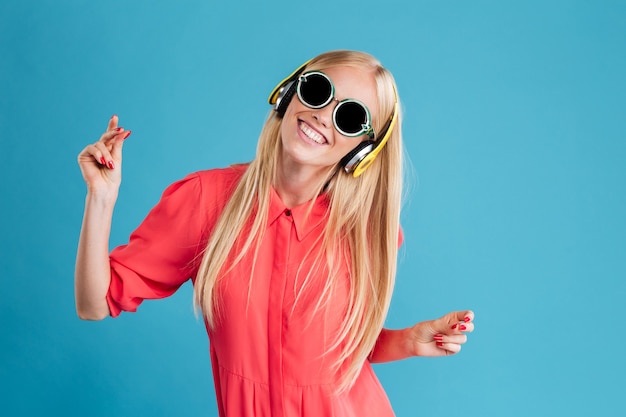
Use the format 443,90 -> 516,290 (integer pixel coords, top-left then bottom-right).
194,50 -> 403,392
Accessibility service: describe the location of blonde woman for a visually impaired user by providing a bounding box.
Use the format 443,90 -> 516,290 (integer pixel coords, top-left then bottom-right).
75,50 -> 474,416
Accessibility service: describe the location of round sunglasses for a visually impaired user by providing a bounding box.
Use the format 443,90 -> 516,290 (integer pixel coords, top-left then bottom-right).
296,71 -> 375,139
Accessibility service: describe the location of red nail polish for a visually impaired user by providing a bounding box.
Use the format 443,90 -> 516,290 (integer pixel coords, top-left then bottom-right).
123,130 -> 132,140
436,342 -> 444,347
464,316 -> 471,323
433,335 -> 443,341
460,325 -> 467,331
100,157 -> 106,165
451,324 -> 458,330
108,161 -> 115,169
115,127 -> 123,132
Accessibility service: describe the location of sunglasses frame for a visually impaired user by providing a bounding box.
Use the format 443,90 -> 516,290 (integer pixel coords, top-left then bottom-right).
295,71 -> 375,139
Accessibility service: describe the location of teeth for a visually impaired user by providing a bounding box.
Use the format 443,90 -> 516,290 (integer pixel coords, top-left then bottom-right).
300,122 -> 325,144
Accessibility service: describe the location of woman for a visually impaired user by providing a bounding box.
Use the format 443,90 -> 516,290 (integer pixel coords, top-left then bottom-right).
75,50 -> 474,416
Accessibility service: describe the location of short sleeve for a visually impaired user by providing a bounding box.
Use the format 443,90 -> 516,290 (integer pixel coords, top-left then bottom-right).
107,172 -> 209,317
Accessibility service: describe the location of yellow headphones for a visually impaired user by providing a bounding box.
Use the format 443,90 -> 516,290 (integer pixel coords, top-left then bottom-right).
268,60 -> 398,178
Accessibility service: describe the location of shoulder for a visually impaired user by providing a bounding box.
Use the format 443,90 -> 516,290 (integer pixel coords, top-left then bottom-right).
155,164 -> 247,206
189,164 -> 247,202
145,165 -> 248,238
166,164 -> 247,210
193,164 -> 247,188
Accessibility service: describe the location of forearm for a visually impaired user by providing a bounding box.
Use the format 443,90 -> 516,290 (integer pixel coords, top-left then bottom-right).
74,191 -> 116,320
369,328 -> 414,363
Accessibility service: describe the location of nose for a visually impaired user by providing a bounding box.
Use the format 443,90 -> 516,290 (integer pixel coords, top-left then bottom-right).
312,100 -> 337,129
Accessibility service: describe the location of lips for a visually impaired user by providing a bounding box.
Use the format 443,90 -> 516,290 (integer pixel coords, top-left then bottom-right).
298,120 -> 327,145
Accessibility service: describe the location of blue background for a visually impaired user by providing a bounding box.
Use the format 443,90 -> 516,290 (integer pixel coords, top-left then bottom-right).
1,1 -> 625,415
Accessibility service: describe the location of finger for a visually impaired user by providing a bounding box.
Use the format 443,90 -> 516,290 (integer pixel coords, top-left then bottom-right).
450,321 -> 475,333
429,311 -> 467,335
434,333 -> 467,345
93,141 -> 116,169
107,114 -> 118,131
436,341 -> 462,355
455,310 -> 474,324
464,311 -> 474,323
110,130 -> 130,160
447,310 -> 474,332
79,143 -> 105,166
98,127 -> 125,144
460,322 -> 474,333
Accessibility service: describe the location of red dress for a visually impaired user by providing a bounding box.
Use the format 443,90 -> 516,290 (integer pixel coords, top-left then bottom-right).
107,166 -> 396,417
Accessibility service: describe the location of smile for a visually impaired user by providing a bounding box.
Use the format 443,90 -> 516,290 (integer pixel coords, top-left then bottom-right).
298,121 -> 327,145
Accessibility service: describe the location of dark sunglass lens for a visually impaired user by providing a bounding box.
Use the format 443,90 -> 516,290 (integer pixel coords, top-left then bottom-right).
300,74 -> 332,107
335,102 -> 367,134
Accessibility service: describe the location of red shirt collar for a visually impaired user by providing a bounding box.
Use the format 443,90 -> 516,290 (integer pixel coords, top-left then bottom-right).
268,187 -> 330,241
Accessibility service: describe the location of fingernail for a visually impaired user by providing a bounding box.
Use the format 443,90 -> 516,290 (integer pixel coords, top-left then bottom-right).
464,316 -> 471,323
123,130 -> 132,140
111,114 -> 117,120
433,335 -> 444,341
100,157 -> 106,165
115,127 -> 123,132
436,342 -> 444,347
460,324 -> 467,331
451,324 -> 458,330
107,161 -> 115,169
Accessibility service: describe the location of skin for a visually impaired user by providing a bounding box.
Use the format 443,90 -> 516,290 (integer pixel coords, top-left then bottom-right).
276,66 -> 379,207
75,116 -> 128,320
75,66 -> 475,359
370,311 -> 475,362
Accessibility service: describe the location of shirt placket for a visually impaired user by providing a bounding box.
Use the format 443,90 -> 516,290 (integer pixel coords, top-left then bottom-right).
268,208 -> 294,417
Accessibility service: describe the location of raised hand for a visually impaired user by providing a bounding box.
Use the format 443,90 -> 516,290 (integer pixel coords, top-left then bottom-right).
75,115 -> 131,320
77,115 -> 131,197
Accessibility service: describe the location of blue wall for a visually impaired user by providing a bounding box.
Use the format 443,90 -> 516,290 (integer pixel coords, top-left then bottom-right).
1,1 -> 624,415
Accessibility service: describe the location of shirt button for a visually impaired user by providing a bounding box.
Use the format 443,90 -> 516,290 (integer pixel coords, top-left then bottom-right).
285,209 -> 292,216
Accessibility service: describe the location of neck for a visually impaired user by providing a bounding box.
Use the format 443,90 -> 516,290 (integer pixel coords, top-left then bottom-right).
274,158 -> 332,208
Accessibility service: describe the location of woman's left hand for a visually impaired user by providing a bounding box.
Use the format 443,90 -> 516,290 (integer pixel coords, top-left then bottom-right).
407,310 -> 475,357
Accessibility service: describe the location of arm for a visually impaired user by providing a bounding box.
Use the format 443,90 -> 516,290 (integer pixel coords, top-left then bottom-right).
369,310 -> 475,363
75,115 -> 131,320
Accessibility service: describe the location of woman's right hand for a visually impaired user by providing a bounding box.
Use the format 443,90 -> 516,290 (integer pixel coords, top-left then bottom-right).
77,115 -> 131,197
75,115 -> 131,320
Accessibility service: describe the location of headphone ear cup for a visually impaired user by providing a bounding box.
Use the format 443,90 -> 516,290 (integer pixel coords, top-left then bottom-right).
275,80 -> 297,116
345,101 -> 399,177
340,140 -> 375,175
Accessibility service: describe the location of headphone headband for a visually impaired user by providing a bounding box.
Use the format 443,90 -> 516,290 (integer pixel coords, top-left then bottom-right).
268,60 -> 311,108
